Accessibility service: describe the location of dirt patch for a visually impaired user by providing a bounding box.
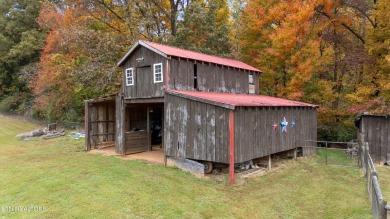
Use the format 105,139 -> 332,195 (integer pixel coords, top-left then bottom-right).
88,146 -> 165,164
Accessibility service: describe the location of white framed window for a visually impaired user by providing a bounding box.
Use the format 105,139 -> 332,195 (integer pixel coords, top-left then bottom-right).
153,63 -> 163,83
125,68 -> 134,86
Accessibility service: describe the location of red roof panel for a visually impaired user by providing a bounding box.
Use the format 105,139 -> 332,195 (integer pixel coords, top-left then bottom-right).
168,90 -> 317,108
141,41 -> 261,72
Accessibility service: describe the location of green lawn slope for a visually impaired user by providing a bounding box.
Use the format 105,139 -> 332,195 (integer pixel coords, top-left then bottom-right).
0,115 -> 371,218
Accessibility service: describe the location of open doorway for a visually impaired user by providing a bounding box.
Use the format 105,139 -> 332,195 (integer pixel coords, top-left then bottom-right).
124,103 -> 164,154
149,105 -> 163,147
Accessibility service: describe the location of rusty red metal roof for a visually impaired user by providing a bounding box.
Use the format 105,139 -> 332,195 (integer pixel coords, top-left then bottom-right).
167,90 -> 317,109
118,40 -> 261,73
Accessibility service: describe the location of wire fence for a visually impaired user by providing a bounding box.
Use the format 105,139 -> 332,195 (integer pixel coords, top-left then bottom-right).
295,140 -> 359,167
296,138 -> 389,218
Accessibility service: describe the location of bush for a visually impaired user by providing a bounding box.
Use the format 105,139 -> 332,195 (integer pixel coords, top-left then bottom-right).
0,92 -> 32,113
318,124 -> 357,142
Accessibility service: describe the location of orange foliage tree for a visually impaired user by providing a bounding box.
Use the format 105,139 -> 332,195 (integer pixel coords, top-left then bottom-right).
239,0 -> 388,140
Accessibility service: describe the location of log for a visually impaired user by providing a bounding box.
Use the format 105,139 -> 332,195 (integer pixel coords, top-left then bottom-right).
16,129 -> 44,139
43,132 -> 65,140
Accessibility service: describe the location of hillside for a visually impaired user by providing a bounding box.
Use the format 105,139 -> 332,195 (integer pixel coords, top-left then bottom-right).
0,115 -> 371,218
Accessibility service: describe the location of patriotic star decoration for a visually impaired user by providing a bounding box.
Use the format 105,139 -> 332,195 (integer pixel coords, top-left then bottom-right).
291,119 -> 295,128
280,117 -> 288,133
273,123 -> 278,131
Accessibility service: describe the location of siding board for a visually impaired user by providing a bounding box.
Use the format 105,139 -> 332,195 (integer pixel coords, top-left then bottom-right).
360,116 -> 390,164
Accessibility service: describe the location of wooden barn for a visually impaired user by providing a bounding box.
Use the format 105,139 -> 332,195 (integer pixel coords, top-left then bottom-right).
356,114 -> 390,165
85,40 -> 318,182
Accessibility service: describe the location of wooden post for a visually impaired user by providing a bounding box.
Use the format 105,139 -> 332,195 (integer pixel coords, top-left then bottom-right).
84,101 -> 91,151
229,111 -> 235,184
147,107 -> 151,151
268,155 -> 272,170
165,59 -> 170,90
379,199 -> 388,219
325,142 -> 328,165
294,147 -> 297,160
115,93 -> 125,155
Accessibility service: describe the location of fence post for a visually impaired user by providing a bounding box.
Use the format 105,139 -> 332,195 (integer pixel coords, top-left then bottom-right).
325,142 -> 328,165
379,199 -> 388,219
365,142 -> 369,180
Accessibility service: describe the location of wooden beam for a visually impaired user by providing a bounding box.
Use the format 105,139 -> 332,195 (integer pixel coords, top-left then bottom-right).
165,59 -> 170,90
85,101 -> 91,151
115,93 -> 125,155
90,132 -> 115,136
229,110 -> 235,184
166,91 -> 235,110
147,107 -> 151,151
89,120 -> 115,123
268,155 -> 272,170
124,97 -> 164,104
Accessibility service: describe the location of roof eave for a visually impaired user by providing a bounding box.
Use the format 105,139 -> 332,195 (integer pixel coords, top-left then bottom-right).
166,90 -> 235,110
117,40 -> 169,67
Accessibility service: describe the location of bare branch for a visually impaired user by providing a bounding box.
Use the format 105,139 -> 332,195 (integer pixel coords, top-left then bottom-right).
344,2 -> 376,28
94,0 -> 126,23
315,8 -> 365,44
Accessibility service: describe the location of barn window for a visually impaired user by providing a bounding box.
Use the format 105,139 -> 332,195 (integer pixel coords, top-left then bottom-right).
249,73 -> 255,94
153,63 -> 163,83
125,68 -> 134,86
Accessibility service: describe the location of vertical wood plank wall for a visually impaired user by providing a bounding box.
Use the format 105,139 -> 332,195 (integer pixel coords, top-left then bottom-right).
234,106 -> 317,163
121,47 -> 260,100
360,116 -> 390,164
85,101 -> 115,149
115,93 -> 125,154
169,57 -> 258,94
165,94 -> 231,163
122,46 -> 166,98
165,94 -> 317,164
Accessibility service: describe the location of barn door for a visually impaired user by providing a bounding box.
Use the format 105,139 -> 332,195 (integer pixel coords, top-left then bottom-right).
124,105 -> 150,154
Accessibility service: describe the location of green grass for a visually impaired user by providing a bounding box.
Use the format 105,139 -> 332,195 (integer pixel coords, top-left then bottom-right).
315,148 -> 359,167
377,166 -> 390,202
0,115 -> 371,218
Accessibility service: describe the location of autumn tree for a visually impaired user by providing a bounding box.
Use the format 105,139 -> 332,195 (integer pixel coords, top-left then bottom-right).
347,0 -> 390,114
31,1 -> 125,121
239,0 -> 389,141
172,0 -> 232,56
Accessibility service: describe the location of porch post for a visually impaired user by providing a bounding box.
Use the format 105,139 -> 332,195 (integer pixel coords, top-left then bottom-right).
147,107 -> 151,151
84,101 -> 91,151
229,110 -> 235,184
115,93 -> 125,155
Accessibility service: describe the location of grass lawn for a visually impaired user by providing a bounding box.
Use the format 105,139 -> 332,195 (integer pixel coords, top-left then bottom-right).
315,147 -> 359,167
0,115 -> 371,218
377,166 -> 390,201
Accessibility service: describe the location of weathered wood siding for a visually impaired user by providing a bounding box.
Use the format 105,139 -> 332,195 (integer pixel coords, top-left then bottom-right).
233,106 -> 317,163
122,46 -> 166,99
125,131 -> 148,154
164,93 -> 231,163
165,94 -> 317,164
123,104 -> 149,154
359,115 -> 390,164
85,101 -> 115,149
169,57 -> 258,94
115,93 -> 125,154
